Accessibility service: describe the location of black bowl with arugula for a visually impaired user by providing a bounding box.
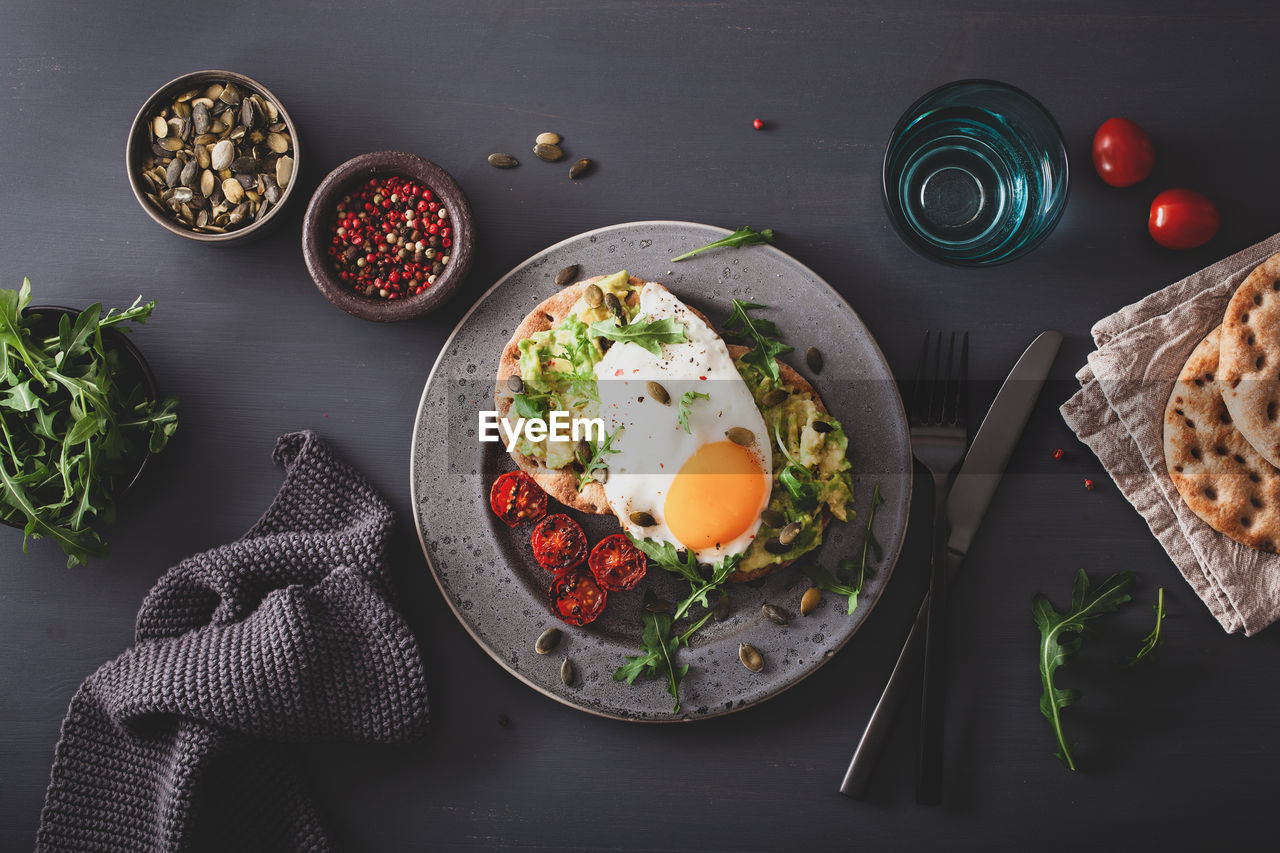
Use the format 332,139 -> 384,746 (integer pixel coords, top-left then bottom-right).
0,280 -> 179,566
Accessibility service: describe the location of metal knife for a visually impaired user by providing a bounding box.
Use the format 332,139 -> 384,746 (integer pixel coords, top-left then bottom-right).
839,330 -> 1062,799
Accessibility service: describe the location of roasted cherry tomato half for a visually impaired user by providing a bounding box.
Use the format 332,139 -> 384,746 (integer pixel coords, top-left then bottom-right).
548,569 -> 608,626
489,470 -> 548,527
1148,188 -> 1220,250
530,513 -> 588,574
588,533 -> 648,591
1091,117 -> 1156,188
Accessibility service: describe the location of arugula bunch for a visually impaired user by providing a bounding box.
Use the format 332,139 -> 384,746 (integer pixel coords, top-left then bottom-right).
614,535 -> 740,711
588,315 -> 687,356
1033,570 -> 1134,770
722,300 -> 793,383
0,280 -> 179,567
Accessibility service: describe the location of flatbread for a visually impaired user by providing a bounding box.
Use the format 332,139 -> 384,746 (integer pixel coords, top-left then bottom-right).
494,276 -> 834,580
1219,252 -> 1280,469
1164,326 -> 1280,552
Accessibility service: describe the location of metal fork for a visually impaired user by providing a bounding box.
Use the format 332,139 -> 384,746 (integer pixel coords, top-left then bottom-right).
909,331 -> 968,805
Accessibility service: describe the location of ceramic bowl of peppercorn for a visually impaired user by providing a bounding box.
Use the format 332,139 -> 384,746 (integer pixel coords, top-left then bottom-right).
302,151 -> 475,322
126,69 -> 301,245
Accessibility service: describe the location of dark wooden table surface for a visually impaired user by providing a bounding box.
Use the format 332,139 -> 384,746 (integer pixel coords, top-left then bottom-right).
3,1 -> 1278,850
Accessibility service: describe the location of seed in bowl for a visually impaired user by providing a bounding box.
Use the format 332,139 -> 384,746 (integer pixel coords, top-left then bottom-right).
327,175 -> 453,300
136,80 -> 293,234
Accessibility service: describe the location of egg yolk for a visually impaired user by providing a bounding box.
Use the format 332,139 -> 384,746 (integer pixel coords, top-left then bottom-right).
664,441 -> 767,551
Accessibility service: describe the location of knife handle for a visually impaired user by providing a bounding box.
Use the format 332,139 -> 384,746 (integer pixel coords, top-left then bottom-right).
915,482 -> 950,805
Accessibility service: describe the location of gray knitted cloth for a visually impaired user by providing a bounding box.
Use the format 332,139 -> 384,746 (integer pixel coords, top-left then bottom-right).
36,431 -> 428,852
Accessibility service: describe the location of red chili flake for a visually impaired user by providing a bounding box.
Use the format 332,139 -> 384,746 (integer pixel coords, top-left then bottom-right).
1051,448 -> 1065,461
1084,478 -> 1096,491
753,118 -> 764,130
326,174 -> 454,300
614,369 -> 624,377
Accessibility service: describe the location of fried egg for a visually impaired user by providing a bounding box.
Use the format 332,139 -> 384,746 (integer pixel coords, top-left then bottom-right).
595,283 -> 771,563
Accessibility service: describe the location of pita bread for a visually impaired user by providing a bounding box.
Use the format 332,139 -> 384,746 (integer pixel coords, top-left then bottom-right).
1219,252 -> 1280,469
1164,326 -> 1280,552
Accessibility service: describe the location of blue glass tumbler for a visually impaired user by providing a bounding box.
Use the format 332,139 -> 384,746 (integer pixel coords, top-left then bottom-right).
882,79 -> 1069,267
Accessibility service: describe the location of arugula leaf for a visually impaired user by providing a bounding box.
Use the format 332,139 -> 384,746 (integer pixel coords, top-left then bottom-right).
723,300 -> 793,383
803,564 -> 861,614
860,483 -> 884,567
0,282 -> 179,567
670,226 -> 775,262
576,426 -> 621,491
1033,570 -> 1135,770
512,391 -> 548,421
677,390 -> 709,433
1125,587 -> 1166,668
588,315 -> 688,356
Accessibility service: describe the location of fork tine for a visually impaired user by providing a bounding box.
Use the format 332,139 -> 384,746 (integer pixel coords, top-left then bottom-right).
940,332 -> 956,423
910,331 -> 931,424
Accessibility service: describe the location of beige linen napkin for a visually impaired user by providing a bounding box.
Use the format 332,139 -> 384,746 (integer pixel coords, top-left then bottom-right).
1061,233 -> 1280,635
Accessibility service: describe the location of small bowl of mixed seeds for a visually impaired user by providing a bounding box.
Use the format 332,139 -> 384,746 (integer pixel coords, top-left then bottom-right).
301,150 -> 475,322
126,70 -> 299,244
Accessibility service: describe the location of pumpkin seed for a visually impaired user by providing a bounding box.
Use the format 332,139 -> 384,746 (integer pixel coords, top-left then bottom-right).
760,508 -> 786,528
583,283 -> 603,307
275,155 -> 293,189
240,97 -> 258,129
487,152 -> 519,168
229,155 -> 259,174
805,346 -> 824,373
560,656 -> 575,686
739,643 -> 765,673
646,381 -> 670,405
152,115 -> 168,138
801,587 -> 822,616
591,467 -> 608,484
764,537 -> 789,555
222,178 -> 244,204
164,158 -> 184,187
266,132 -> 289,153
556,264 -> 580,286
597,336 -> 613,354
535,627 -> 562,655
645,599 -> 671,614
763,388 -> 788,407
712,594 -> 732,621
536,131 -> 561,145
179,159 -> 199,188
160,136 -> 185,152
726,426 -> 755,446
604,291 -> 624,322
811,420 -> 833,434
778,521 -> 802,546
629,510 -> 656,527
569,158 -> 592,179
167,117 -> 185,139
506,374 -> 524,393
533,142 -> 564,162
192,102 -> 209,135
210,139 -> 234,171
219,82 -> 241,105
762,603 -> 791,626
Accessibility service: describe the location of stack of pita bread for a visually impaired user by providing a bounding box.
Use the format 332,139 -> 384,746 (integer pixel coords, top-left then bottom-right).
1165,253 -> 1280,552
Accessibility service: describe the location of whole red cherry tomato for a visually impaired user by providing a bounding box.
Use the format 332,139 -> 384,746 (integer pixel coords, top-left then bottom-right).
588,534 -> 648,591
530,513 -> 588,574
548,569 -> 608,626
1148,189 -> 1220,249
489,471 -> 548,527
1092,117 -> 1156,187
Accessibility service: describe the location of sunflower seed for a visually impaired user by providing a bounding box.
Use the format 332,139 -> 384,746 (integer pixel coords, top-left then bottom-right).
739,643 -> 765,672
801,587 -> 822,616
556,264 -> 580,286
629,510 -> 656,527
811,420 -> 833,434
760,508 -> 786,528
535,627 -> 562,655
712,594 -> 732,621
646,381 -> 670,405
569,158 -> 592,180
487,152 -> 519,168
805,346 -> 824,373
536,131 -> 561,145
763,388 -> 788,407
506,374 -> 524,393
560,657 -> 575,686
778,521 -> 802,546
726,427 -> 755,446
762,603 -> 791,626
533,142 -> 564,162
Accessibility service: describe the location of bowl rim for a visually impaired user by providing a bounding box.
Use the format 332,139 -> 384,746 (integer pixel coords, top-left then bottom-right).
0,305 -> 160,530
126,69 -> 301,244
301,150 -> 475,322
879,77 -> 1070,268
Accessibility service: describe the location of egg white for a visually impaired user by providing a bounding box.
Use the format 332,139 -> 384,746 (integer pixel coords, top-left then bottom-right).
594,283 -> 772,563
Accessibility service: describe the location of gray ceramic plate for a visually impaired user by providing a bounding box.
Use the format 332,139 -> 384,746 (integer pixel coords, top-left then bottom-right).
410,221 -> 911,722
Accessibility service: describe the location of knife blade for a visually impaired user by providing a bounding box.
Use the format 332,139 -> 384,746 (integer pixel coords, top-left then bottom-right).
839,330 -> 1062,799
